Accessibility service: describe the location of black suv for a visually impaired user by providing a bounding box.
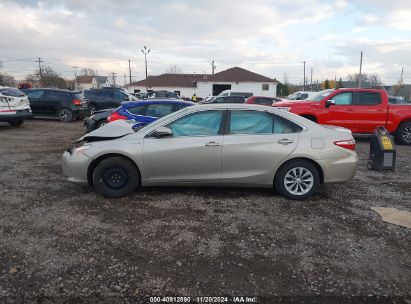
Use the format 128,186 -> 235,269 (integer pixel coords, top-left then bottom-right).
23,88 -> 90,122
84,88 -> 137,112
202,96 -> 245,104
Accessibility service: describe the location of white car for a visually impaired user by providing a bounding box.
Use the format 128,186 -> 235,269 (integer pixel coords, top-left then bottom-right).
287,91 -> 317,100
0,87 -> 32,126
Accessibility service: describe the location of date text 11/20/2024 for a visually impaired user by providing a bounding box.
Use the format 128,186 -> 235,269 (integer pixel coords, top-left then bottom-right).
149,296 -> 258,303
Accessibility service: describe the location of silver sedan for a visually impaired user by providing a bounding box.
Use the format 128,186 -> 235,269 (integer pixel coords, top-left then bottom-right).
62,104 -> 358,200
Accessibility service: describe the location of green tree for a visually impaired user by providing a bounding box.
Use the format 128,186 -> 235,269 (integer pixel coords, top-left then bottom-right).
324,79 -> 330,89
277,82 -> 289,97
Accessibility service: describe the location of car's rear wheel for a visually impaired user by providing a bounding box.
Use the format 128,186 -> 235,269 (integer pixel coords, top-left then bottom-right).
92,157 -> 139,198
58,108 -> 73,122
396,122 -> 411,145
275,159 -> 320,200
97,119 -> 108,128
8,120 -> 23,127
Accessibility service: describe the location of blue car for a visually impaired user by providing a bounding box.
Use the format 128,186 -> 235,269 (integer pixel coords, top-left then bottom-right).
85,99 -> 195,132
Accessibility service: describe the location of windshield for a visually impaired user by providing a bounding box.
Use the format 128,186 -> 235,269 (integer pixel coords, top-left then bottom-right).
307,89 -> 333,101
287,92 -> 299,100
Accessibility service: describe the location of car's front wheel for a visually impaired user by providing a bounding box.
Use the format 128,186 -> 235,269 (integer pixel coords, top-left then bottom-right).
92,157 -> 139,198
8,120 -> 23,127
58,108 -> 73,122
275,159 -> 320,200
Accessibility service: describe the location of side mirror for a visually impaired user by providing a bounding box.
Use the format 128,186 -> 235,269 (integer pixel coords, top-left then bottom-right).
326,99 -> 336,108
154,127 -> 172,138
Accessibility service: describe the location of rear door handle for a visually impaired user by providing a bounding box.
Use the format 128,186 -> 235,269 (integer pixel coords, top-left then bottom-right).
277,139 -> 294,145
205,141 -> 221,147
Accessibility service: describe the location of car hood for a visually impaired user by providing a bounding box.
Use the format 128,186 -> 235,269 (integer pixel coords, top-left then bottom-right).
79,120 -> 135,142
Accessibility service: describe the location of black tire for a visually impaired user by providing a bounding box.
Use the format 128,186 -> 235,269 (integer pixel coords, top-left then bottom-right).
8,120 -> 23,127
274,159 -> 320,200
97,119 -> 108,128
58,108 -> 73,122
92,157 -> 139,198
396,122 -> 411,145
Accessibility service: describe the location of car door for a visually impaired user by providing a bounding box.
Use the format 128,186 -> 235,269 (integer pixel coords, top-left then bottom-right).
42,90 -> 63,115
142,110 -> 225,183
26,90 -> 45,114
351,91 -> 387,133
221,110 -> 300,184
321,91 -> 359,132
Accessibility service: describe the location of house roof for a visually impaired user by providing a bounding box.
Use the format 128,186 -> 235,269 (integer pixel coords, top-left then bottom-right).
207,67 -> 276,82
128,67 -> 277,88
76,76 -> 94,84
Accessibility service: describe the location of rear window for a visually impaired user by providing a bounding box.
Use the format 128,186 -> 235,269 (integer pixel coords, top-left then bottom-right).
0,88 -> 25,97
355,92 -> 381,105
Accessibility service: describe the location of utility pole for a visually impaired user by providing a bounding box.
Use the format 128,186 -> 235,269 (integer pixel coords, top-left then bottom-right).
211,60 -> 216,75
141,46 -> 150,79
303,61 -> 306,91
35,57 -> 44,80
358,51 -> 363,88
335,75 -> 337,88
310,67 -> 313,91
128,59 -> 132,83
72,66 -> 78,90
111,72 -> 117,86
400,67 -> 404,85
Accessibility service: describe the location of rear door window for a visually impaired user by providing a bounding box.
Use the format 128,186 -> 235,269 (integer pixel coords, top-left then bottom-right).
355,92 -> 381,105
254,98 -> 273,105
226,97 -> 244,103
145,103 -> 175,118
128,105 -> 147,116
229,110 -> 302,134
26,90 -> 44,99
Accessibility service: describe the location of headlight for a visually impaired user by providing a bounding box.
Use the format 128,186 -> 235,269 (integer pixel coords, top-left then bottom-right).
69,141 -> 92,155
275,107 -> 290,111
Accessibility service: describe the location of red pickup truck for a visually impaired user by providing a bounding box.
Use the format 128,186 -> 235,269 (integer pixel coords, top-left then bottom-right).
273,88 -> 411,145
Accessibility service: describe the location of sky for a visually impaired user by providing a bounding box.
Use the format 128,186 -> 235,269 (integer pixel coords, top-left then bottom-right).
0,0 -> 410,85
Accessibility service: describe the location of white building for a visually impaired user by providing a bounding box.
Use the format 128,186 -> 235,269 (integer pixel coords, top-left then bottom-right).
125,67 -> 278,99
76,76 -> 111,90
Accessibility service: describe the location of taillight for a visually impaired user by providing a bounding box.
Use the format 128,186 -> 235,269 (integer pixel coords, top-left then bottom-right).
334,139 -> 356,150
107,112 -> 127,122
72,99 -> 82,106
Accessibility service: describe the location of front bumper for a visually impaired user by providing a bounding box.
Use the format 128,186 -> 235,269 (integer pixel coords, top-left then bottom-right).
0,109 -> 33,122
62,150 -> 92,184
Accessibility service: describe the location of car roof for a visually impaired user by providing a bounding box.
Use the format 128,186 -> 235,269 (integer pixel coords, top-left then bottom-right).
23,88 -> 79,93
121,99 -> 195,108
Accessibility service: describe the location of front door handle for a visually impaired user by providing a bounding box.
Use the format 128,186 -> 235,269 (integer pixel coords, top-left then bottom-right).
277,139 -> 294,145
205,141 -> 221,147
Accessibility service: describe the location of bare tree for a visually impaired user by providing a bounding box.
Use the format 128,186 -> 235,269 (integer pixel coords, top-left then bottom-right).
79,68 -> 97,76
347,73 -> 383,88
283,73 -> 289,85
368,74 -> 383,87
0,72 -> 16,86
26,66 -> 67,89
166,65 -> 182,73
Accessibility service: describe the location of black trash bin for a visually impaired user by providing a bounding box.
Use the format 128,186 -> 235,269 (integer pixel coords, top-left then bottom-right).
368,126 -> 396,171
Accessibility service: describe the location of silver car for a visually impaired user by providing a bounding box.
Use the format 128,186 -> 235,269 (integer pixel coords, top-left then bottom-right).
62,104 -> 358,200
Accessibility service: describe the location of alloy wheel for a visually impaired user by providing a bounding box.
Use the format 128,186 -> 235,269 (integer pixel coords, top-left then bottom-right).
59,109 -> 72,122
402,126 -> 411,143
284,167 -> 314,196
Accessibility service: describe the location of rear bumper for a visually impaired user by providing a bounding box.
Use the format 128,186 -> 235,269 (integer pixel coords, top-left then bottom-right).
319,152 -> 359,183
84,117 -> 98,133
0,109 -> 33,122
73,107 -> 91,118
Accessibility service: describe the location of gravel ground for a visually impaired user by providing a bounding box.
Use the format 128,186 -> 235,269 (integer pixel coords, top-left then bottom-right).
0,119 -> 410,303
